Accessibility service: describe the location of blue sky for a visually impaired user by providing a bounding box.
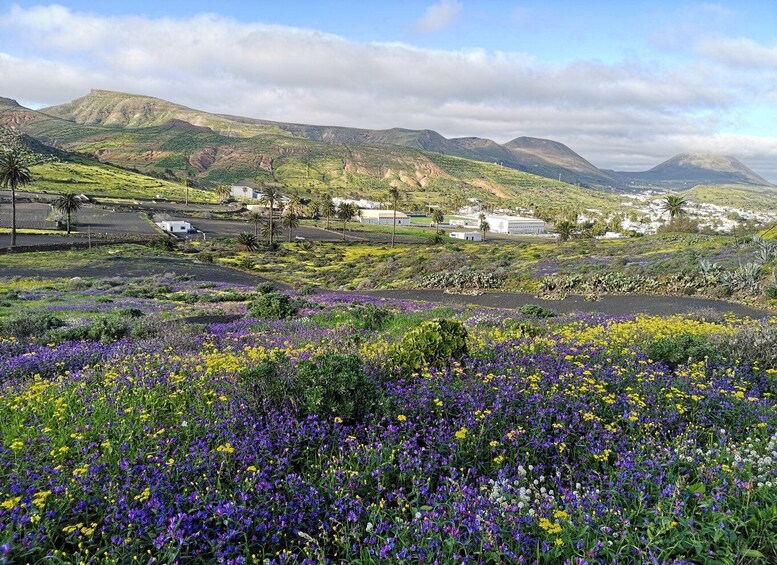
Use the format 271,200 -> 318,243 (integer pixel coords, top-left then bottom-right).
1,1 -> 776,180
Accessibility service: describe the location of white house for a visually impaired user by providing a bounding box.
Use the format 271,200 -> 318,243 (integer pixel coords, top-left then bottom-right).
230,185 -> 264,200
157,220 -> 193,233
450,231 -> 482,242
358,209 -> 410,226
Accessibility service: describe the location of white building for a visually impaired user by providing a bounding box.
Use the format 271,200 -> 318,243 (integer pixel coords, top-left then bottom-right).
448,214 -> 545,235
484,215 -> 545,235
450,231 -> 482,242
358,209 -> 410,226
157,221 -> 194,233
230,185 -> 263,200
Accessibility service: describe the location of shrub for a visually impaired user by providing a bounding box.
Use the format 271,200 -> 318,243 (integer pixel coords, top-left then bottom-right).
295,353 -> 384,422
0,312 -> 65,339
644,333 -> 718,367
391,319 -> 468,375
519,304 -> 557,318
348,303 -> 393,331
248,292 -> 299,320
238,358 -> 293,409
256,282 -> 276,295
709,322 -> 777,371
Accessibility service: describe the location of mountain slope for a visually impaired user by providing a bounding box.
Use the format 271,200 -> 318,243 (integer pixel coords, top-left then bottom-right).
626,154 -> 772,188
4,96 -> 617,214
38,90 -> 773,191
42,89 -> 288,138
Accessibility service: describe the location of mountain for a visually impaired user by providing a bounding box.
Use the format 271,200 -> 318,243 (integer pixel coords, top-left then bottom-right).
3,94 -> 617,215
38,90 -> 773,191
622,154 -> 772,189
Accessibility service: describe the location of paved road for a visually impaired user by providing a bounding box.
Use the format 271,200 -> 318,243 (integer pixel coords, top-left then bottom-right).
0,254 -> 771,317
363,289 -> 772,318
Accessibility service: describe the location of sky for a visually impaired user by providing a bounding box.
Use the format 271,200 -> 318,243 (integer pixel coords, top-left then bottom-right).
1,1 -> 776,181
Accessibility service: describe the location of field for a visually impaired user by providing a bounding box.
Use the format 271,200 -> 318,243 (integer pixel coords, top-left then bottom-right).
1,273 -> 777,563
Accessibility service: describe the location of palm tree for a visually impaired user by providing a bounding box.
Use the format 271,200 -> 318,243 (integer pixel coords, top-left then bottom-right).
554,220 -> 575,242
215,184 -> 231,202
247,211 -> 263,238
236,232 -> 258,252
388,187 -> 400,248
431,208 -> 445,234
0,148 -> 32,247
337,202 -> 355,240
663,195 -> 687,221
321,194 -> 335,230
53,192 -> 83,234
478,213 -> 489,241
261,186 -> 281,246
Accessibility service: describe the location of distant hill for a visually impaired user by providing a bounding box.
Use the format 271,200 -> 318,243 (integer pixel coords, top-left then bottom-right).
621,154 -> 773,189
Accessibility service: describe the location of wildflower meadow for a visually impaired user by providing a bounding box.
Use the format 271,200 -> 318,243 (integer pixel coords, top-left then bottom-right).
1,277 -> 776,564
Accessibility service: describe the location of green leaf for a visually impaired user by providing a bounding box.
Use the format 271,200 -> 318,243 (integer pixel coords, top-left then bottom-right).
687,482 -> 706,495
742,549 -> 765,559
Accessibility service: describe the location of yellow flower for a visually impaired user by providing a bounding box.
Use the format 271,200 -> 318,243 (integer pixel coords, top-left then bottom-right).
334,417 -> 343,424
455,427 -> 468,440
216,443 -> 235,454
555,538 -> 564,546
396,414 -> 407,422
9,440 -> 24,451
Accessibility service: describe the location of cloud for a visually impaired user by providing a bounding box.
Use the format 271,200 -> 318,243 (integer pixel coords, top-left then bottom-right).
413,0 -> 462,32
0,5 -> 775,181
696,38 -> 777,69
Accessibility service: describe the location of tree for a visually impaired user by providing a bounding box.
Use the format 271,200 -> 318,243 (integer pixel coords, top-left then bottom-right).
236,232 -> 258,252
320,194 -> 335,230
282,196 -> 301,242
388,186 -> 400,248
663,195 -> 687,221
554,220 -> 575,242
0,148 -> 32,248
337,202 -> 356,240
478,212 -> 489,241
53,192 -> 83,234
261,186 -> 281,246
431,208 -> 445,234
247,211 -> 263,238
215,184 -> 231,202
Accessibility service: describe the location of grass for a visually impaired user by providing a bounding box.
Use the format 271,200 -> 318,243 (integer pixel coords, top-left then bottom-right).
683,184 -> 777,212
27,160 -> 219,203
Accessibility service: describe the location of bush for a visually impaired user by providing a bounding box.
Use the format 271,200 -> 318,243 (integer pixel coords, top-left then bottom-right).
238,358 -> 293,409
644,333 -> 718,367
0,312 -> 65,339
256,282 -> 276,295
295,353 -> 384,422
248,292 -> 299,320
391,319 -> 468,375
519,304 -> 557,318
348,303 -> 393,331
709,322 -> 777,371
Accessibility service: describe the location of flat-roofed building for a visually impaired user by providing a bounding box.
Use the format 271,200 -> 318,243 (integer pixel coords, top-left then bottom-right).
358,209 -> 410,226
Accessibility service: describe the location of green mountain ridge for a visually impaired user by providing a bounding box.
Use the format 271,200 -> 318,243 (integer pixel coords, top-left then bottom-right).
38,89 -> 774,191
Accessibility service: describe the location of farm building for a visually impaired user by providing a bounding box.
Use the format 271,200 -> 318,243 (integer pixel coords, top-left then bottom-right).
157,221 -> 194,233
358,210 -> 410,226
449,231 -> 482,242
230,186 -> 264,200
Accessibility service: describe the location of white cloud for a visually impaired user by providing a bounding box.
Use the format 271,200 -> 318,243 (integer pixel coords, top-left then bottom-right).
0,5 -> 775,181
413,0 -> 462,33
696,38 -> 777,69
